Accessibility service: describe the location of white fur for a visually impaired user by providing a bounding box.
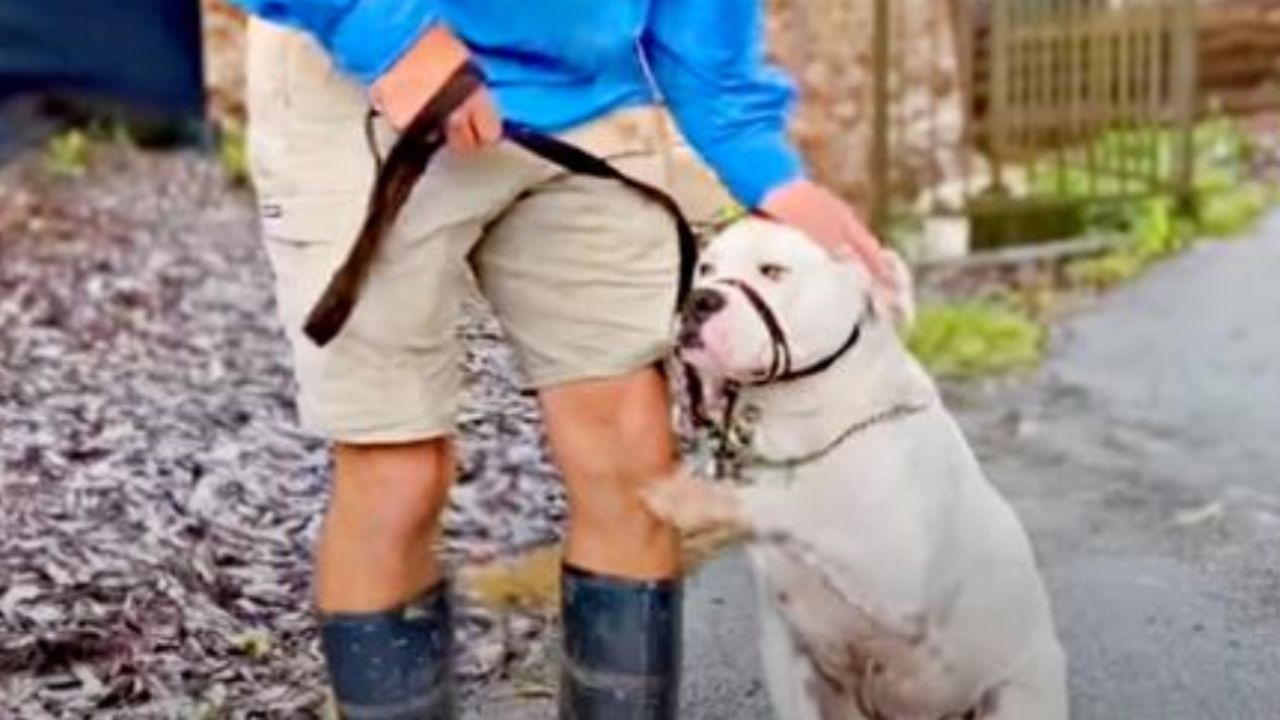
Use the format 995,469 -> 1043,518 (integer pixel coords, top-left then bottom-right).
651,219 -> 1067,720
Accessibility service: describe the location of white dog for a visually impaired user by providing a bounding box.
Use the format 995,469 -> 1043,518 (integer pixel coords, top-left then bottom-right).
645,218 -> 1067,720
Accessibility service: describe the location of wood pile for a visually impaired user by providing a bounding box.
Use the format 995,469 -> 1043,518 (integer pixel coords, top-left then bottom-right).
965,0 -> 1280,120
1199,0 -> 1280,113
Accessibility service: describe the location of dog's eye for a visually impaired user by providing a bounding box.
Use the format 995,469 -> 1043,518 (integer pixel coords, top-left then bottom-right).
758,263 -> 789,281
697,262 -> 714,277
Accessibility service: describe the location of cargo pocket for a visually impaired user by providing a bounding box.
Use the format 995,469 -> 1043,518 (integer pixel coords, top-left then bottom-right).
257,193 -> 366,336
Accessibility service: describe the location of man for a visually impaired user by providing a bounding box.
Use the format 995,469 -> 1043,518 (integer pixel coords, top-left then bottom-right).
231,1 -> 887,718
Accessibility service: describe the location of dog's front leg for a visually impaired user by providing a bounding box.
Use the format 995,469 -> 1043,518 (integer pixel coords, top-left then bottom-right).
754,573 -> 831,720
643,471 -> 792,541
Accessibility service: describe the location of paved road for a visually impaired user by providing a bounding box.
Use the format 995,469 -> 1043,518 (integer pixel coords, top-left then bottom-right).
472,210 -> 1280,719
979,209 -> 1280,720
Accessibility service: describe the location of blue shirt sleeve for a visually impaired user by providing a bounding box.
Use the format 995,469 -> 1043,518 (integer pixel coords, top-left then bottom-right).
228,0 -> 438,85
643,0 -> 805,208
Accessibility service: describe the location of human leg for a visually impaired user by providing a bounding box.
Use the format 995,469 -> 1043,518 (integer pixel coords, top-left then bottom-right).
477,146 -> 685,718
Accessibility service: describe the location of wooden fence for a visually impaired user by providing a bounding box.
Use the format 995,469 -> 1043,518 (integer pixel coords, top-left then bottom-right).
871,0 -> 1200,248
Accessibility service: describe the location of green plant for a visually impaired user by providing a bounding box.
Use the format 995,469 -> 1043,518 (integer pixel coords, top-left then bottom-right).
911,117 -> 1273,379
1065,251 -> 1147,288
43,129 -> 92,179
1029,114 -> 1260,201
1057,113 -> 1273,290
1197,182 -> 1270,237
83,117 -> 136,147
907,301 -> 1046,379
219,123 -> 250,187
1066,196 -> 1195,289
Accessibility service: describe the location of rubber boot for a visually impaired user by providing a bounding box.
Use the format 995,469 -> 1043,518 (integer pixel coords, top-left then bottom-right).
559,565 -> 682,720
320,582 -> 456,720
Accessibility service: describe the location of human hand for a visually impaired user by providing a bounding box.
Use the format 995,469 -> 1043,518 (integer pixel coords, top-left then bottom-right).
760,178 -> 896,288
370,25 -> 503,153
441,86 -> 502,153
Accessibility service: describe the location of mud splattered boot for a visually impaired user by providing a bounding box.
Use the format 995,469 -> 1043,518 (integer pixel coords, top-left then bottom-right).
320,582 -> 456,720
559,565 -> 682,720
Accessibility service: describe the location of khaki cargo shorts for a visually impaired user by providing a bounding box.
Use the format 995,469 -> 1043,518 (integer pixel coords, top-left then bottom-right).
246,21 -> 730,444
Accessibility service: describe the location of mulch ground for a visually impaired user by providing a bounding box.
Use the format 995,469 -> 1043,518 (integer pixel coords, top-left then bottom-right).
0,148 -> 566,718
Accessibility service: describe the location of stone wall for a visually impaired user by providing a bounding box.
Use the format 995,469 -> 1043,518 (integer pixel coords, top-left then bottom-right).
765,0 -> 967,209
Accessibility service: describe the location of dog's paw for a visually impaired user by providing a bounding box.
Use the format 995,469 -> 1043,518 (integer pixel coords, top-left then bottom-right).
643,471 -> 745,534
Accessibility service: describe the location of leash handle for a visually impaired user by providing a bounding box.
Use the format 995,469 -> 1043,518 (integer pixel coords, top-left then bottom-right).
303,62 -> 696,348
303,63 -> 486,347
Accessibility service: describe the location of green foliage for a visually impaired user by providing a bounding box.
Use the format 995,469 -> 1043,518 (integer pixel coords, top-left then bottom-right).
1198,182 -> 1270,237
40,121 -> 137,180
1065,250 -> 1148,288
1067,196 -> 1197,288
907,301 -> 1046,379
88,118 -> 135,148
219,124 -> 251,187
1194,114 -> 1254,187
1058,115 -> 1272,290
43,129 -> 92,179
905,116 -> 1272,379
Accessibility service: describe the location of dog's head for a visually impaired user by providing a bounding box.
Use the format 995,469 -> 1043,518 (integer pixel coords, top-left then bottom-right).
679,217 -> 912,385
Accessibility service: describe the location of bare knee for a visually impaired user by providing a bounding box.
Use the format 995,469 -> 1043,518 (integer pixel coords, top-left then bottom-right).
315,439 -> 456,612
540,371 -> 680,576
551,379 -> 673,519
327,440 -> 455,547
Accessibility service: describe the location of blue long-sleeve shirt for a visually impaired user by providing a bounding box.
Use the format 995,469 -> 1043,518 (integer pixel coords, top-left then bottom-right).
229,0 -> 804,207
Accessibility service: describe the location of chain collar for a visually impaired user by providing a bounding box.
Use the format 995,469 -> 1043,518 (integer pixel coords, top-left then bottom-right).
685,281 -> 920,483
702,382 -> 930,484
748,401 -> 930,472
685,380 -> 753,485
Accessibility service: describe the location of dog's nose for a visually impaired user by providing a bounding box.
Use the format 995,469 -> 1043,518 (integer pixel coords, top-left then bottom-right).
686,288 -> 727,321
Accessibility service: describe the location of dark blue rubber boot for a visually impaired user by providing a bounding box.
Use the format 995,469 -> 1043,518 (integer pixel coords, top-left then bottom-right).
559,565 -> 682,720
320,582 -> 455,720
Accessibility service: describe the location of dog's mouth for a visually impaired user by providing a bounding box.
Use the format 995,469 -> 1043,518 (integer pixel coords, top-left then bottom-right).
677,319 -> 704,351
677,279 -> 790,381
678,310 -> 775,383
676,321 -> 726,371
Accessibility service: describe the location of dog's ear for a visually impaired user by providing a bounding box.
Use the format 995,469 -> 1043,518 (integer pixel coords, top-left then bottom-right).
870,250 -> 916,331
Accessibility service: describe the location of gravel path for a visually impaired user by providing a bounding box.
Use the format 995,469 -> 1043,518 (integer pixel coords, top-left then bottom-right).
0,150 -> 564,718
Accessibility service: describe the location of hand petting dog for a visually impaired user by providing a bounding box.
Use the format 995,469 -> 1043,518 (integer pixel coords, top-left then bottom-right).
760,178 -> 897,290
